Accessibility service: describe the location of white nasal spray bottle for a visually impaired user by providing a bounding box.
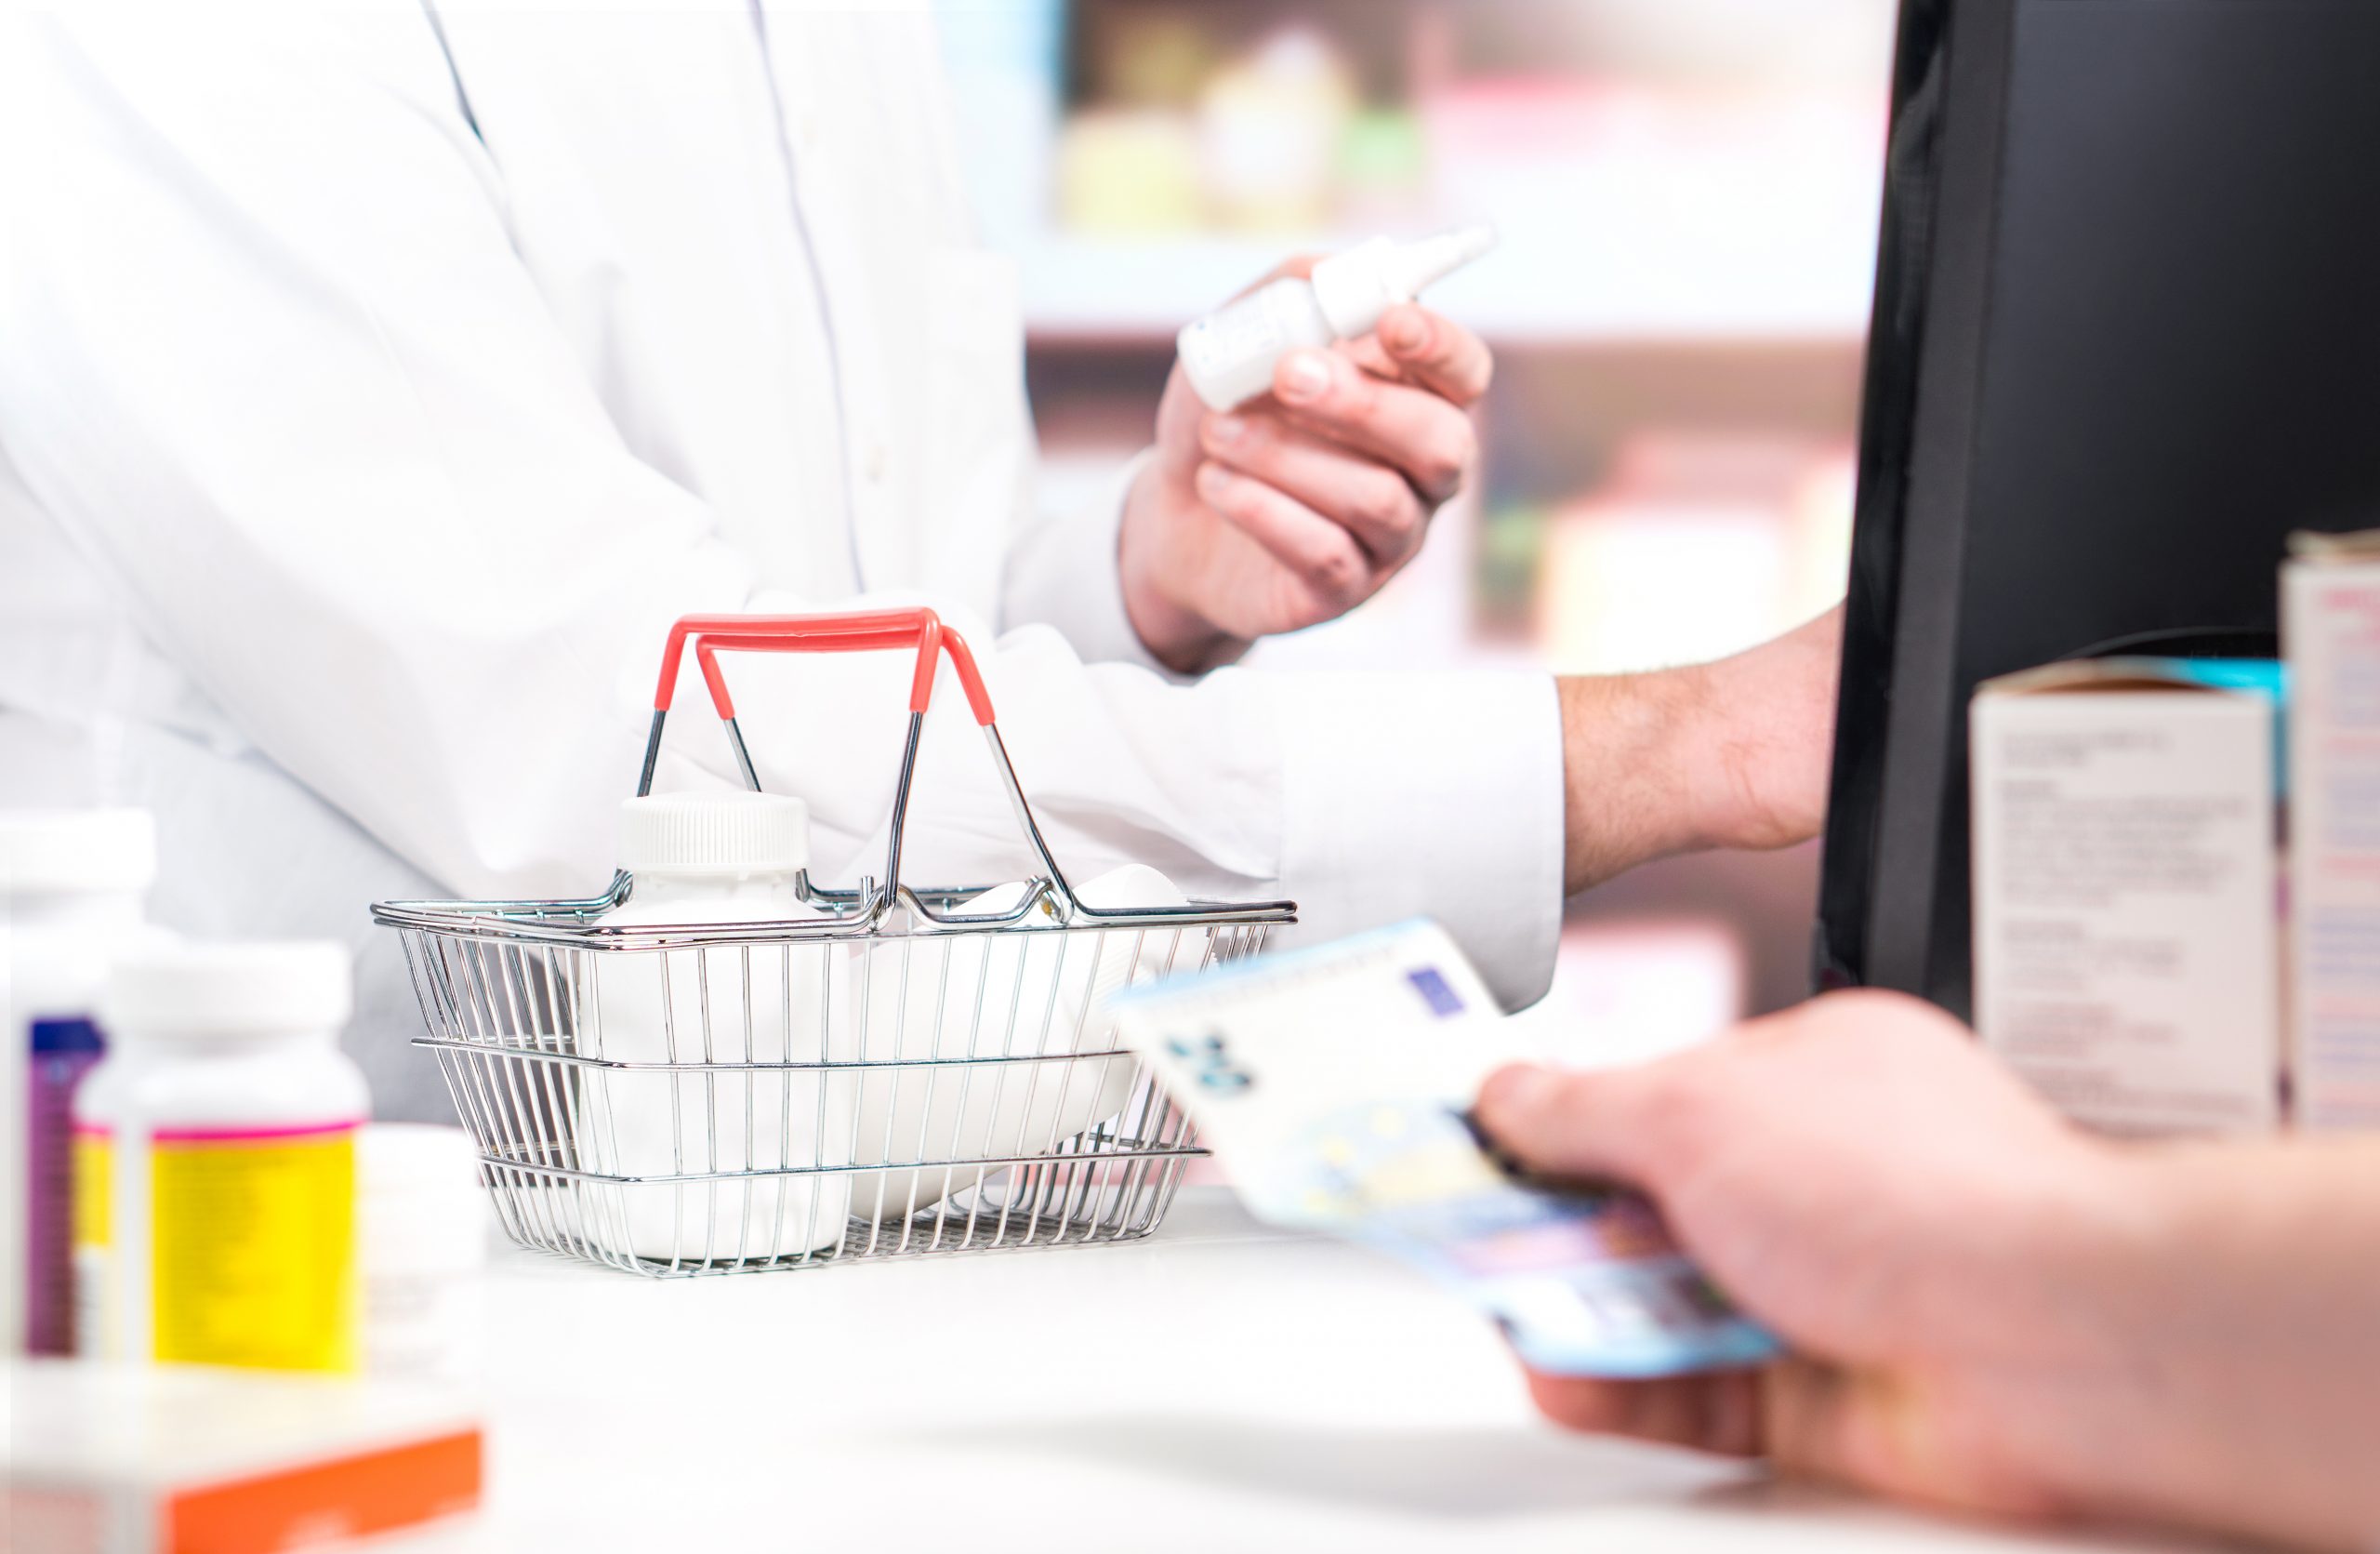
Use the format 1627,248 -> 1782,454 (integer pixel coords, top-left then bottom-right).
1175,225 -> 1498,412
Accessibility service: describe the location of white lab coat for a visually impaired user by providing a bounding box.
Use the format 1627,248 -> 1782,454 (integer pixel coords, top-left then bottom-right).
0,5 -> 1562,1117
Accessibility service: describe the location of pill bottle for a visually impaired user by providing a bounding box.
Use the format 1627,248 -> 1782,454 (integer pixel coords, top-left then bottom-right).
589,792 -> 853,1263
358,1122 -> 487,1383
76,941 -> 368,1371
1,809 -> 156,1357
1174,225 -> 1497,410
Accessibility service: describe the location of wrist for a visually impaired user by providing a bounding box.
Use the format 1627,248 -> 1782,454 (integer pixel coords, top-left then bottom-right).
1118,460 -> 1242,675
1556,666 -> 1707,895
1557,611 -> 1842,895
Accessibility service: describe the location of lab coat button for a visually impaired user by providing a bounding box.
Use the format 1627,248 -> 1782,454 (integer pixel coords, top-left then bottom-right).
863,440 -> 888,483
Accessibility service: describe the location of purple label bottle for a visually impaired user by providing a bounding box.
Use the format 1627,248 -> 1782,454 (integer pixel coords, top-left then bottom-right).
27,1016 -> 104,1355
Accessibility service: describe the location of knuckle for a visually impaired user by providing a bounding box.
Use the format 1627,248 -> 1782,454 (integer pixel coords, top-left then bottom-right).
1418,427 -> 1475,498
1303,543 -> 1368,604
1353,473 -> 1414,537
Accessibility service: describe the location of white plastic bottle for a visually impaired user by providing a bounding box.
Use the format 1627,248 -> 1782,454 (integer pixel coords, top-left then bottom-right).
75,941 -> 368,1371
1,809 -> 155,1358
844,863 -> 1189,1227
1174,225 -> 1498,411
589,792 -> 853,1264
358,1122 -> 487,1383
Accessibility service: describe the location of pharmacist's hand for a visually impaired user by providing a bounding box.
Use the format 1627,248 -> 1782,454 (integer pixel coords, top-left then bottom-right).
1121,266 -> 1492,673
1473,992 -> 2124,1524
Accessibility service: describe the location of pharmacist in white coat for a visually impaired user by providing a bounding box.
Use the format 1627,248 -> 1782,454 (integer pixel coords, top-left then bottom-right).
0,7 -> 1831,1119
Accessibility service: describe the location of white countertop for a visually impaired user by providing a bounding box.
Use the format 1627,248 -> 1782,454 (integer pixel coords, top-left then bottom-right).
430,1189 -> 2188,1554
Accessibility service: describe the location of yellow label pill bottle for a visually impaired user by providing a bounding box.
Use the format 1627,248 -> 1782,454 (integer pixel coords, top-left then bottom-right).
74,941 -> 368,1371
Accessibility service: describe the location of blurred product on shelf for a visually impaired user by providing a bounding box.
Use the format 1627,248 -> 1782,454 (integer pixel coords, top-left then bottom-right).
1196,27 -> 1357,231
1,809 -> 156,1361
5,1358 -> 482,1554
357,1123 -> 488,1385
1474,501 -> 1551,636
1335,107 -> 1430,230
1534,433 -> 1852,675
2283,531 -> 2380,1132
1057,108 -> 1204,234
1972,660 -> 2286,1136
1087,5 -> 1217,109
75,942 -> 368,1372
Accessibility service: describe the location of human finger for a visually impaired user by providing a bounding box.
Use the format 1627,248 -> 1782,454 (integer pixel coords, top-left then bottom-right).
1270,349 -> 1475,504
1525,1367 -> 1766,1456
1193,459 -> 1374,615
1471,1061 -> 1695,1190
1199,409 -> 1429,564
1375,304 -> 1493,405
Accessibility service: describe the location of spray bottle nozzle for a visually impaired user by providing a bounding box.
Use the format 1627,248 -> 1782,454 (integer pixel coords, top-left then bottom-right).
1308,224 -> 1500,339
1385,224 -> 1501,301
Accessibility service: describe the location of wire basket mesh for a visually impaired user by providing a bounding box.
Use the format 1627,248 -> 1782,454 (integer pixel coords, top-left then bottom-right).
388,913 -> 1274,1274
375,608 -> 1292,1276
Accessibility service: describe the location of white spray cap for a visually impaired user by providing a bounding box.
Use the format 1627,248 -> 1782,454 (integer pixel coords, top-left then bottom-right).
0,808 -> 156,895
101,940 -> 353,1041
1309,224 -> 1498,339
618,791 -> 809,878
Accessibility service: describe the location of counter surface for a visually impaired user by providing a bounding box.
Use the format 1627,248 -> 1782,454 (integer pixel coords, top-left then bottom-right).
436,1188 -> 2191,1553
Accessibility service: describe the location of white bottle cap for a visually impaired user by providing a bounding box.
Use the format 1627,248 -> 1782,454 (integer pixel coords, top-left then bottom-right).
1309,224 -> 1499,339
101,940 -> 353,1040
0,809 -> 157,894
618,791 -> 809,877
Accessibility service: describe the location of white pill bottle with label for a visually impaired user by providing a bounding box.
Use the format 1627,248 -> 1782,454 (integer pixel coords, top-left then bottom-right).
74,942 -> 367,1371
588,791 -> 853,1263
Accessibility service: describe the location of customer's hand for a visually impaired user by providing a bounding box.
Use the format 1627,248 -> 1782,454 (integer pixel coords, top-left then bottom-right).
1473,992 -> 2380,1552
1120,262 -> 1493,673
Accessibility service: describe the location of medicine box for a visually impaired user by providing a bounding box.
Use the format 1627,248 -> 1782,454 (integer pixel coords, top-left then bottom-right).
1971,658 -> 2282,1135
5,1359 -> 482,1554
2283,532 -> 2380,1130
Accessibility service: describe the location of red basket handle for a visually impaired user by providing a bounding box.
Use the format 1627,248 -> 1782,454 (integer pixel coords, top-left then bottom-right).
653,608 -> 997,726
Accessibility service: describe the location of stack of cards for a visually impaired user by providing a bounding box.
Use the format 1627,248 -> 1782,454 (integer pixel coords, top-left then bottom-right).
1111,921 -> 1777,1378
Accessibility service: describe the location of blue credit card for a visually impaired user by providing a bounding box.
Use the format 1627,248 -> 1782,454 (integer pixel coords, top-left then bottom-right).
1113,919 -> 1779,1378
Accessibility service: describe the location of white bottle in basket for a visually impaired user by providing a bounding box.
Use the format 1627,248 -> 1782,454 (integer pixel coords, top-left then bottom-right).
842,864 -> 1186,1227
589,793 -> 853,1264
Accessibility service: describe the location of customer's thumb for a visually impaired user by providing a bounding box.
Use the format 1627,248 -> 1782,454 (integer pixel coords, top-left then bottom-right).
1473,1062 -> 1666,1189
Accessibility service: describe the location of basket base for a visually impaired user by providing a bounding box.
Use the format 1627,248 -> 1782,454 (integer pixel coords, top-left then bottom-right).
475,1157 -> 1199,1278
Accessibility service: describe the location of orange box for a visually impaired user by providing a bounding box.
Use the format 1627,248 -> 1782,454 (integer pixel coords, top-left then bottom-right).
5,1360 -> 481,1553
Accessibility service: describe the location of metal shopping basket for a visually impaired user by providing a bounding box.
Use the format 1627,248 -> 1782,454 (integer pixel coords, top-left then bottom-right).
371,608 -> 1293,1276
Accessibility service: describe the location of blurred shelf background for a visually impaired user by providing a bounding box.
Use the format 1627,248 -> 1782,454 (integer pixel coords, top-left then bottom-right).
938,0 -> 1896,1054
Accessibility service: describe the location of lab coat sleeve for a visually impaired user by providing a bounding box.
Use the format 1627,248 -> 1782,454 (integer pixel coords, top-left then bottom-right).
998,448 -> 1177,676
0,13 -> 1564,1006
